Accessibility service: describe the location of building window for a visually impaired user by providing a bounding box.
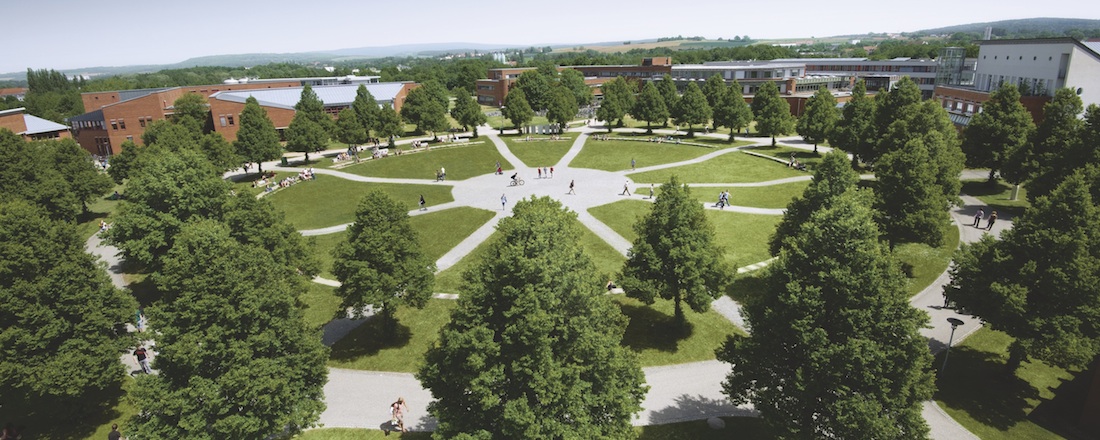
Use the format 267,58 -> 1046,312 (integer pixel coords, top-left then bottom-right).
139,117 -> 146,128
219,116 -> 227,127
119,119 -> 126,129
227,115 -> 234,126
110,120 -> 118,130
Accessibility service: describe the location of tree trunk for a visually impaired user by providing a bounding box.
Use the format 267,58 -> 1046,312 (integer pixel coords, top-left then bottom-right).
673,294 -> 686,329
771,136 -> 777,146
381,306 -> 398,340
472,127 -> 479,138
813,143 -> 818,154
729,127 -> 736,143
1005,340 -> 1028,375
687,125 -> 695,138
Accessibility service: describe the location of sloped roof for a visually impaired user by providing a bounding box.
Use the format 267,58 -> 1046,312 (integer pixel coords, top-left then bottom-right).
0,107 -> 70,134
210,82 -> 408,109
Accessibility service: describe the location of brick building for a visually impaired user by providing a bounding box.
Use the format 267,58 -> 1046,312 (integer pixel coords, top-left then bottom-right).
0,107 -> 71,141
475,57 -> 673,106
68,75 -> 405,156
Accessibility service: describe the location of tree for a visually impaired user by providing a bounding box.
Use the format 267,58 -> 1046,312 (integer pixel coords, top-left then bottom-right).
351,84 -> 380,137
502,88 -> 534,133
198,132 -> 241,173
108,139 -> 141,183
796,86 -> 838,153
961,84 -> 1034,181
171,93 -> 209,133
42,138 -> 113,214
701,73 -> 728,111
335,108 -> 369,150
621,176 -> 729,325
596,76 -> 635,131
631,81 -> 669,133
656,74 -> 680,126
332,192 -> 435,335
559,68 -> 593,108
513,69 -> 553,111
375,103 -> 404,147
450,91 -> 487,138
131,220 -> 328,439
418,196 -> 646,439
872,77 -> 924,163
947,169 -> 1100,373
720,190 -> 934,439
546,86 -> 578,134
285,85 -> 332,162
711,83 -> 753,142
674,81 -> 712,137
751,81 -> 795,146
768,150 -> 859,256
829,80 -> 877,166
222,193 -> 320,278
0,201 -> 137,409
234,96 -> 282,174
1002,88 -> 1086,200
0,130 -> 81,221
400,84 -> 450,139
874,137 -> 952,247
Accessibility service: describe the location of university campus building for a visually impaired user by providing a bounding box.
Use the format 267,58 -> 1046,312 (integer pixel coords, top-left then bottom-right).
475,57 -> 673,106
933,38 -> 1100,126
69,75 -> 415,156
0,107 -> 71,141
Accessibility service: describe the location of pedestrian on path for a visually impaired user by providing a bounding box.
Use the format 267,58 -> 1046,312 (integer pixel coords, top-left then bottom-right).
501,194 -> 507,210
538,167 -> 542,179
621,182 -> 631,196
631,158 -> 636,170
648,184 -> 654,199
973,208 -> 984,228
134,346 -> 151,374
986,211 -> 997,230
419,195 -> 426,211
390,397 -> 409,433
108,423 -> 122,440
568,180 -> 576,195
549,167 -> 554,178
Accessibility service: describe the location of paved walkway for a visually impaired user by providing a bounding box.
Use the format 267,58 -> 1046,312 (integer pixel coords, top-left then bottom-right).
90,124 -> 1009,436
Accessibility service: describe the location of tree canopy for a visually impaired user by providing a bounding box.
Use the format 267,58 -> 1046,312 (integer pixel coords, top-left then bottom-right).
711,81 -> 753,142
418,196 -> 645,439
597,76 -> 635,131
621,176 -> 729,325
286,85 -> 332,162
768,150 -> 859,256
961,84 -> 1034,181
751,81 -> 795,145
450,91 -> 488,137
351,84 -> 380,137
796,86 -> 839,152
546,86 -> 579,133
1002,88 -> 1089,200
631,81 -> 670,133
829,80 -> 877,166
234,96 -> 282,174
674,81 -> 712,137
0,130 -> 106,221
400,81 -> 451,138
502,88 -> 535,133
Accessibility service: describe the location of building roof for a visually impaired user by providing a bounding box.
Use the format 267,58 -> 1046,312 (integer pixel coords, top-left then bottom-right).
0,107 -> 70,135
0,87 -> 27,96
210,82 -> 408,110
978,37 -> 1100,59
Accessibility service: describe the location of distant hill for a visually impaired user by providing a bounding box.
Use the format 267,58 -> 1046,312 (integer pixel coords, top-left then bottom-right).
911,17 -> 1100,37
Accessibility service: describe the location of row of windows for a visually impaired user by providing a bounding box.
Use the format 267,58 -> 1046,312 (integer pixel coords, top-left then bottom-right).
806,64 -> 935,73
217,114 -> 236,127
983,55 -> 1055,61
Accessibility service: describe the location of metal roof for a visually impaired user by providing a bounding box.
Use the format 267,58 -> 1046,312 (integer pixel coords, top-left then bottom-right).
210,82 -> 407,109
1,108 -> 70,134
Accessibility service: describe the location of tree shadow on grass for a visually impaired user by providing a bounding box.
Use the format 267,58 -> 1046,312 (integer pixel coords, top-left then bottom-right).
619,303 -> 695,353
725,274 -> 767,308
1029,359 -> 1098,439
126,275 -> 162,307
936,345 -> 1041,431
0,379 -> 128,440
328,315 -> 413,362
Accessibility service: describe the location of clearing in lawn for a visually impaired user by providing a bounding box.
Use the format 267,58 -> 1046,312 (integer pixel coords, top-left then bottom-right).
267,178 -> 454,230
569,139 -> 724,172
499,132 -> 576,167
961,179 -> 1030,218
628,150 -> 806,184
339,141 -> 513,180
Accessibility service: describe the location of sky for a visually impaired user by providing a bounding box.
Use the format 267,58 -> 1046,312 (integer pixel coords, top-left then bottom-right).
3,0 -> 1100,75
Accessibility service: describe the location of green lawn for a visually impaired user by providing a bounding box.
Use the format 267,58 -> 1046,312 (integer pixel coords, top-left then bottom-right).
327,298 -> 458,372
628,150 -> 806,184
744,144 -> 826,169
499,133 -> 576,167
301,282 -> 343,329
615,295 -> 743,366
961,179 -> 1030,218
76,183 -> 125,240
693,181 -> 810,209
266,179 -> 454,230
935,328 -> 1082,440
298,417 -> 769,439
339,142 -> 512,180
0,377 -> 137,440
569,139 -> 723,172
433,230 -> 500,295
894,225 -> 961,296
588,200 -> 780,269
229,171 -> 298,197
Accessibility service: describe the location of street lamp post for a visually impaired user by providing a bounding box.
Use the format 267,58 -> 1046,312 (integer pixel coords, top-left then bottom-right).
941,317 -> 965,374
499,105 -> 506,134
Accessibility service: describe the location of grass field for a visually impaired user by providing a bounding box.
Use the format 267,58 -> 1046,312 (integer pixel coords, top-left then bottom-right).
628,150 -> 806,184
301,282 -> 343,329
615,295 -> 743,366
894,225 -> 961,296
569,139 -> 722,171
339,142 -> 511,180
961,179 -> 1030,218
935,328 -> 1082,440
267,179 -> 454,230
76,183 -> 124,240
327,298 -> 458,372
694,181 -> 810,209
499,133 -> 576,167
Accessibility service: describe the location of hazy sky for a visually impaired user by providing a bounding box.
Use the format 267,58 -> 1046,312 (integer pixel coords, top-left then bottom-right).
3,0 -> 1099,74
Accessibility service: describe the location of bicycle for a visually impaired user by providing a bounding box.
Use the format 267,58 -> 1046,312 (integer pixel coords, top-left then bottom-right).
509,178 -> 525,187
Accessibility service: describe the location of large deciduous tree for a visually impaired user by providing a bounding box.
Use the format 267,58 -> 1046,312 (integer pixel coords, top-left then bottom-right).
0,130 -> 90,221
768,150 -> 859,256
419,196 -> 646,439
711,82 -> 753,142
234,96 -> 282,174
513,69 -> 553,111
701,73 -> 728,112
621,176 -> 729,325
286,85 -> 332,162
502,88 -> 535,133
1002,88 -> 1088,200
720,190 -> 934,439
947,168 -> 1100,374
751,81 -> 795,145
375,103 -> 404,147
450,91 -> 487,137
131,220 -> 328,440
829,80 -> 877,166
43,138 -> 114,214
400,82 -> 451,139
559,69 -> 594,108
335,108 -> 369,150
332,191 -> 435,335
546,86 -> 579,134
0,201 -> 137,410
597,76 -> 635,131
796,86 -> 838,152
171,93 -> 209,134
351,84 -> 380,137
674,81 -> 712,137
631,81 -> 669,133
961,84 -> 1034,182
656,74 -> 680,126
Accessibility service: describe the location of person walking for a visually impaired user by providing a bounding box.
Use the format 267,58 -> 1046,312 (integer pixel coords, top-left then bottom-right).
107,424 -> 122,440
985,210 -> 997,230
631,158 -> 636,170
134,346 -> 152,374
549,167 -> 554,178
537,167 -> 542,179
973,208 -> 984,228
568,180 -> 576,195
390,397 -> 409,433
648,184 -> 655,199
621,182 -> 631,196
501,194 -> 507,211
419,195 -> 426,211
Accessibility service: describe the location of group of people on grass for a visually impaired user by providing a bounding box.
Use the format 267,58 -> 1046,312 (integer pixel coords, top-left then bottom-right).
787,153 -> 808,171
714,190 -> 731,209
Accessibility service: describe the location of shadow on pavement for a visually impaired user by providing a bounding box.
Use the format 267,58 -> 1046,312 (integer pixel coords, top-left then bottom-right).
646,393 -> 757,425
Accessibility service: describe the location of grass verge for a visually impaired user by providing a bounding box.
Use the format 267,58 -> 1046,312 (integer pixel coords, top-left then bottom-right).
301,282 -> 342,329
499,133 -> 576,167
894,224 -> 961,296
569,139 -> 722,171
960,179 -> 1030,219
298,417 -> 770,440
340,142 -> 511,180
615,296 -> 743,367
267,179 -> 454,230
628,150 -> 806,184
693,181 -> 809,209
327,299 -> 458,372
